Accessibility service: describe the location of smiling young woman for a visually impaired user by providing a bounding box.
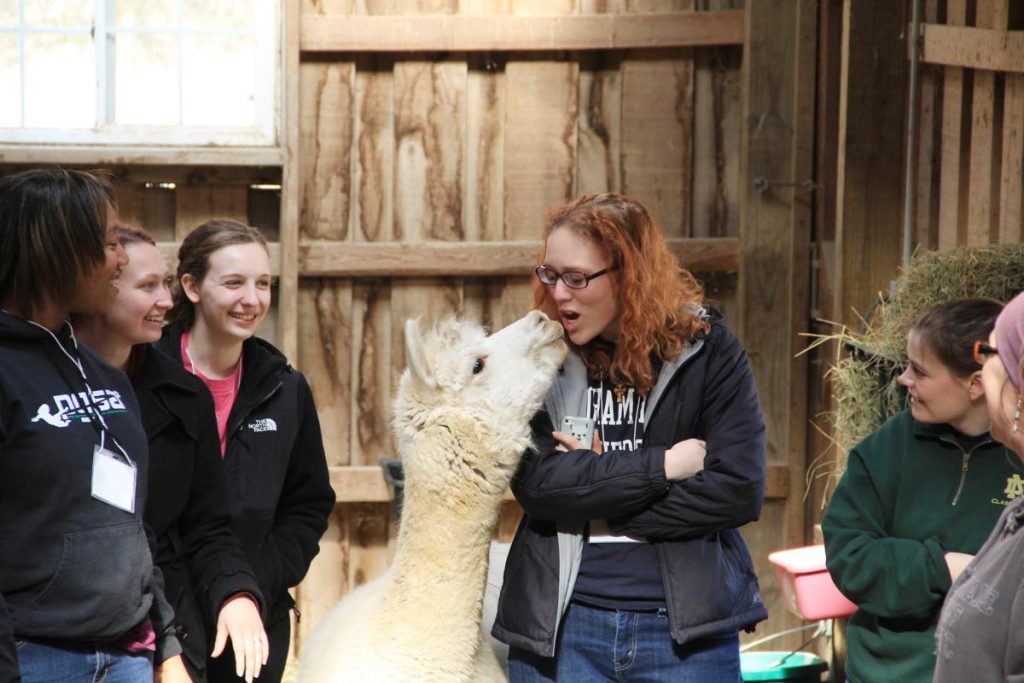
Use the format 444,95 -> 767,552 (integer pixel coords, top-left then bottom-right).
0,169 -> 180,683
157,219 -> 335,683
73,225 -> 268,683
823,297 -> 1017,683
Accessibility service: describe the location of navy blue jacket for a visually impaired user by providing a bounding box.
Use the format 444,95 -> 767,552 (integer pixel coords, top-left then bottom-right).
492,312 -> 768,656
0,312 -> 179,681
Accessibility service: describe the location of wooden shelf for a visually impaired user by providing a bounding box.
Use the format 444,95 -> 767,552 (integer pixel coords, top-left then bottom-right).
301,11 -> 744,54
298,237 -> 738,277
921,24 -> 1024,74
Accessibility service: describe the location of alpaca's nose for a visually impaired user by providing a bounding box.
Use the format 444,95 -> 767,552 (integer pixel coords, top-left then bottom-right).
528,309 -> 548,325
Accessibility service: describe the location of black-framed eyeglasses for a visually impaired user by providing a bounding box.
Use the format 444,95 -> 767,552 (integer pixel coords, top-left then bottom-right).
974,340 -> 998,365
534,265 -> 615,289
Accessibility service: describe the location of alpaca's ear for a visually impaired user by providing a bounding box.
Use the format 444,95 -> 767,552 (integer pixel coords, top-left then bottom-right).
404,318 -> 436,390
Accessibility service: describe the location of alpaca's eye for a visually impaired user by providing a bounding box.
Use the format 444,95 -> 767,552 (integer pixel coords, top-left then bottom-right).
472,358 -> 485,374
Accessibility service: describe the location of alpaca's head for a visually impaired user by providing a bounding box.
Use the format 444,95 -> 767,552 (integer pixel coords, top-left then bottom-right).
395,310 -> 567,495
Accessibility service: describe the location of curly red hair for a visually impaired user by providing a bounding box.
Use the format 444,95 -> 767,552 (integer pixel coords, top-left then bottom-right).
534,193 -> 708,394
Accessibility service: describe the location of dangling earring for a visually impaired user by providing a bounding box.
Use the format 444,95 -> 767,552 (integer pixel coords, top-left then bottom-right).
1013,395 -> 1022,434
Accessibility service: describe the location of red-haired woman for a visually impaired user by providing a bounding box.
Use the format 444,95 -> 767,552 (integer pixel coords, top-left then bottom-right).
492,193 -> 768,682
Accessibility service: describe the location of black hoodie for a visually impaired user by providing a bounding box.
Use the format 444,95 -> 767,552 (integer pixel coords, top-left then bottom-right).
156,323 -> 335,624
0,311 -> 179,681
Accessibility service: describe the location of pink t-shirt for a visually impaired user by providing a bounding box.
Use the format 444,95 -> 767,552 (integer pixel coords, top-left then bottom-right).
181,332 -> 242,457
117,618 -> 156,652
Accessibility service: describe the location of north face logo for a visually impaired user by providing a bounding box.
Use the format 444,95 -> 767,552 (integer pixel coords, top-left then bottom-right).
248,418 -> 277,433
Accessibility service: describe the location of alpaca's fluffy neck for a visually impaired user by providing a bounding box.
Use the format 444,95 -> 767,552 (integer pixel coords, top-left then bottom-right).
377,427 -> 511,663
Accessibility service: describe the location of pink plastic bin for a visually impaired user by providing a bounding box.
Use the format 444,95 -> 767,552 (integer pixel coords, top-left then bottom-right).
767,545 -> 857,621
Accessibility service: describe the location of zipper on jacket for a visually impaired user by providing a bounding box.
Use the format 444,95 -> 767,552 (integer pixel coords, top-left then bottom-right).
949,439 -> 991,506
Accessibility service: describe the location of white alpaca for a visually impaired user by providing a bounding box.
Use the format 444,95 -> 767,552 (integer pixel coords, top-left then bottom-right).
300,310 -> 567,683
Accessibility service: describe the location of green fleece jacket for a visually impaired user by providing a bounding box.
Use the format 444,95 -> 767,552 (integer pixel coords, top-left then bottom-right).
822,410 -> 1022,683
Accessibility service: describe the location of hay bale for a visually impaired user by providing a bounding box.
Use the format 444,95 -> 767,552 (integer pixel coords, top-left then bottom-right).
817,244 -> 1024,502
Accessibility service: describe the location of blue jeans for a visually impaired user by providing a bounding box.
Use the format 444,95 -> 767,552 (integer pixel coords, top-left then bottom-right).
16,639 -> 153,683
508,602 -> 741,682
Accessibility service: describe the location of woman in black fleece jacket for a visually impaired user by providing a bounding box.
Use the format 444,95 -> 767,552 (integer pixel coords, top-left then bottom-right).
74,225 -> 267,683
157,219 -> 335,683
0,169 -> 181,682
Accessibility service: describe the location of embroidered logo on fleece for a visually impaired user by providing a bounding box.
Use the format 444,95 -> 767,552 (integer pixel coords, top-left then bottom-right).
248,418 -> 278,433
30,390 -> 127,428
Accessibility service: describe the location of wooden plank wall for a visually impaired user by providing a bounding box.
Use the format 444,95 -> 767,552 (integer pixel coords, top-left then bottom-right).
293,0 -> 759,660
916,0 -> 1024,249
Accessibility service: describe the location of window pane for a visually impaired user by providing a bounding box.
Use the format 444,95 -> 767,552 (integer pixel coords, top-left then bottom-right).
182,34 -> 255,127
183,0 -> 255,31
115,0 -> 176,29
0,2 -> 17,26
0,34 -> 19,125
23,33 -> 94,127
24,0 -> 91,28
114,33 -> 178,125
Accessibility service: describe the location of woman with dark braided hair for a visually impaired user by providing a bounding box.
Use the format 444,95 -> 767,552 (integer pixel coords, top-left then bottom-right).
493,193 -> 768,682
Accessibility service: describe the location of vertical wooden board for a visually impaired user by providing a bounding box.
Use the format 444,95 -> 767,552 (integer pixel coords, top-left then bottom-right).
389,280 -> 464,383
258,290 -> 281,351
295,503 -> 393,651
113,183 -> 174,240
967,0 -> 999,246
504,60 -> 579,240
298,278 -> 353,468
350,280 -> 394,466
299,60 -> 354,241
173,185 -> 248,239
702,272 -> 738,326
937,0 -> 969,248
465,54 -> 507,241
498,277 -> 537,330
394,60 -> 467,242
353,54 -> 395,243
621,53 -> 695,238
693,45 -> 742,238
833,0 -> 907,326
740,1 -> 816,652
576,52 -> 623,196
999,73 -> 1024,243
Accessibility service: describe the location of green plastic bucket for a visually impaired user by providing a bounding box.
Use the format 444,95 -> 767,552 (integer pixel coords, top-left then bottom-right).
740,651 -> 828,682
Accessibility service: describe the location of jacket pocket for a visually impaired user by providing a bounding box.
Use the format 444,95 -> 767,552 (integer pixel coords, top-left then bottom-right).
31,523 -> 153,639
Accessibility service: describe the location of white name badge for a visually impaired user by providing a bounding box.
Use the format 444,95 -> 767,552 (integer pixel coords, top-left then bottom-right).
91,445 -> 137,513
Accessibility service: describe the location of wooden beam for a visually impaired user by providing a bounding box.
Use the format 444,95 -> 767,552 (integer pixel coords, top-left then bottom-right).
921,24 -> 1024,73
936,0 -> 969,248
330,463 -> 790,502
280,0 -> 301,362
157,242 -> 283,276
300,11 -> 744,53
297,237 -> 738,277
0,145 -> 283,167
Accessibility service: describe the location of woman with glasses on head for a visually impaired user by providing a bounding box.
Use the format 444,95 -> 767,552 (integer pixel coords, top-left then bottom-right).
934,292 -> 1024,682
492,193 -> 768,682
822,298 -> 1018,683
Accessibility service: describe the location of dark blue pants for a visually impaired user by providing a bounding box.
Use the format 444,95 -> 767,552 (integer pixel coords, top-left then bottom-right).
508,602 -> 742,682
17,639 -> 153,683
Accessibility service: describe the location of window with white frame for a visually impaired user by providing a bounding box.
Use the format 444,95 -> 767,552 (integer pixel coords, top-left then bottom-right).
0,0 -> 279,146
